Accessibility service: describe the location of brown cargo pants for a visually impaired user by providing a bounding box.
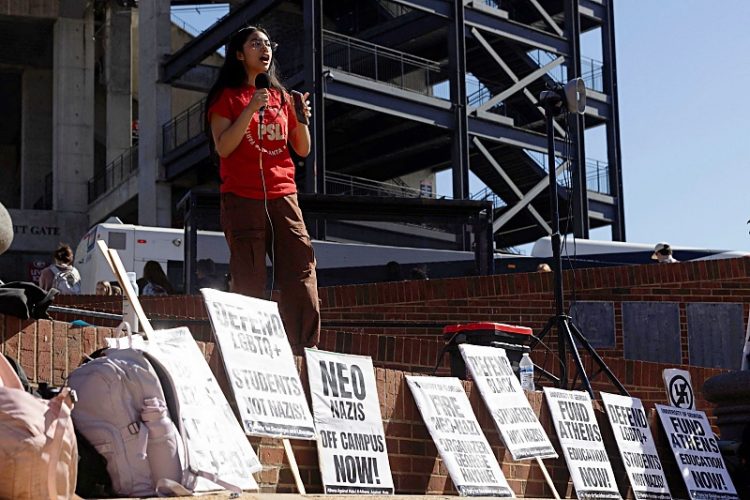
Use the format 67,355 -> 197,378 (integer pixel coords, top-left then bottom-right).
220,192 -> 320,352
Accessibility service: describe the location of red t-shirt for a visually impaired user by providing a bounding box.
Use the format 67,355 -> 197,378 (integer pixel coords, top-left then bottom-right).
208,86 -> 299,199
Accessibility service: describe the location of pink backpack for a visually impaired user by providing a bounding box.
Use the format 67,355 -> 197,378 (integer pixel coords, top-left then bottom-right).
0,355 -> 78,499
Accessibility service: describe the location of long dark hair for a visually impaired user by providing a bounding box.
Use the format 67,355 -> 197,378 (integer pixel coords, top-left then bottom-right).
205,26 -> 286,133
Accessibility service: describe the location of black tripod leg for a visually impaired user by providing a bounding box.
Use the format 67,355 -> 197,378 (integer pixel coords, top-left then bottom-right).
561,318 -> 594,397
531,317 -> 554,349
568,321 -> 631,397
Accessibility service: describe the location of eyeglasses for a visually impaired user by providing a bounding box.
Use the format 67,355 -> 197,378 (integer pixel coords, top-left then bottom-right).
247,39 -> 278,51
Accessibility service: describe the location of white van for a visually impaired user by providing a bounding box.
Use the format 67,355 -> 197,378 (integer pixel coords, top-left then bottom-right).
74,219 -> 229,295
74,219 -> 478,293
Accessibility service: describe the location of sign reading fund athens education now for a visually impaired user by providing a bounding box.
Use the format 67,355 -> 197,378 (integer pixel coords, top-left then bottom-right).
601,392 -> 671,500
146,327 -> 261,492
459,344 -> 557,461
655,404 -> 738,500
544,388 -> 622,500
202,289 -> 315,439
406,376 -> 515,497
305,349 -> 394,495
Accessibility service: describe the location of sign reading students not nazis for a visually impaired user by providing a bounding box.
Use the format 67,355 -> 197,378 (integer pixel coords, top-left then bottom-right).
202,289 -> 315,439
601,392 -> 671,500
544,388 -> 622,500
459,344 -> 557,461
305,349 -> 394,495
406,376 -> 515,497
656,404 -> 738,500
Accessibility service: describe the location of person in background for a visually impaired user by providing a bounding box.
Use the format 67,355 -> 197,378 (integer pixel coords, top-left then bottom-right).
537,263 -> 552,272
196,258 -> 226,290
95,281 -> 112,295
385,261 -> 403,281
111,284 -> 123,296
137,261 -> 175,296
39,244 -> 81,294
651,242 -> 678,263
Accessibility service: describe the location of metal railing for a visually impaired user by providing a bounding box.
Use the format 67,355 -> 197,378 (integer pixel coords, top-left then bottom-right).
586,159 -> 610,194
163,99 -> 206,157
87,144 -> 138,204
322,30 -> 442,96
471,186 -> 507,210
528,50 -> 604,93
525,150 -> 610,195
325,172 -> 434,199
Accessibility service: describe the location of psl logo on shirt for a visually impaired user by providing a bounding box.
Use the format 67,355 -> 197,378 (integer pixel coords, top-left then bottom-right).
260,123 -> 285,141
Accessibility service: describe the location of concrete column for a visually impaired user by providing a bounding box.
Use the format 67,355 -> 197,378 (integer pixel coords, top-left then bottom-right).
137,0 -> 172,226
21,70 -> 53,210
52,13 -> 95,213
105,2 -> 132,163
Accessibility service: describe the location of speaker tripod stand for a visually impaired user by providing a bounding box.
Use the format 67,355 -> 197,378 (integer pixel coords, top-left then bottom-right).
531,84 -> 629,398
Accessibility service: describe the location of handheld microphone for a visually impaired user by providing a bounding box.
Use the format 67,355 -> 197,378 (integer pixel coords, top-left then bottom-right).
254,72 -> 270,123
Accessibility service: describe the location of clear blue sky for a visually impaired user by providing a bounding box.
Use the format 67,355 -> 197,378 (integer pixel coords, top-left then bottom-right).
174,1 -> 750,251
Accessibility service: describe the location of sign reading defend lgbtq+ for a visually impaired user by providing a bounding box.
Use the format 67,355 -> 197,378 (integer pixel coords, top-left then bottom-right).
202,289 -> 315,439
305,349 -> 394,495
407,376 -> 515,497
544,388 -> 622,500
656,404 -> 738,500
459,344 -> 557,461
601,392 -> 671,500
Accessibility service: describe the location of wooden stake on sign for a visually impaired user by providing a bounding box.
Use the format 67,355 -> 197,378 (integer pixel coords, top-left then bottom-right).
282,439 -> 306,494
536,457 -> 561,499
95,240 -> 155,339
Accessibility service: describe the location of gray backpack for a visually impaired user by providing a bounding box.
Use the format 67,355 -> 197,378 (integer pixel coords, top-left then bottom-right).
68,348 -> 187,497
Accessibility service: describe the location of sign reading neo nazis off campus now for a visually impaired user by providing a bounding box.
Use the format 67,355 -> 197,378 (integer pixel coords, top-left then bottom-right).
202,289 -> 315,439
306,349 -> 394,495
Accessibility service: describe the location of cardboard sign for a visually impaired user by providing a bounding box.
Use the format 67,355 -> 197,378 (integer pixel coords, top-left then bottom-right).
202,289 -> 316,439
543,388 -> 621,500
146,327 -> 261,491
459,344 -> 557,461
406,375 -> 515,497
305,349 -> 394,494
601,392 -> 671,500
655,404 -> 738,499
663,369 -> 696,410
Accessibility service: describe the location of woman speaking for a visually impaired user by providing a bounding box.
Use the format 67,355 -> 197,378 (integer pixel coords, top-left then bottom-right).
205,26 -> 319,352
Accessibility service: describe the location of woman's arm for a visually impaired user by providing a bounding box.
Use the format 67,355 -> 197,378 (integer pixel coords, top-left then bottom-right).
289,91 -> 311,157
210,89 -> 268,158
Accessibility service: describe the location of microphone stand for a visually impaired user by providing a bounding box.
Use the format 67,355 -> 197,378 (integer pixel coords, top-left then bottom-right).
532,89 -> 629,398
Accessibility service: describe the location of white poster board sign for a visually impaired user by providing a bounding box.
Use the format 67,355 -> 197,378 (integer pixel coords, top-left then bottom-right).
146,327 -> 261,492
543,388 -> 622,500
741,308 -> 750,370
406,375 -> 515,497
305,349 -> 394,494
655,404 -> 738,499
601,392 -> 671,500
663,369 -> 695,410
459,344 -> 557,460
202,289 -> 315,439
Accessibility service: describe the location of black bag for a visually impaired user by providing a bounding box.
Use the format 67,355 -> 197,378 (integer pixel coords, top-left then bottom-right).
0,281 -> 57,320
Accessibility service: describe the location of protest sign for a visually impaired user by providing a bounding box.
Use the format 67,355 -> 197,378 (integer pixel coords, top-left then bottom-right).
202,289 -> 316,439
406,375 -> 515,497
147,327 -> 261,492
544,388 -> 622,500
663,369 -> 696,410
305,349 -> 394,494
459,344 -> 557,461
601,392 -> 671,500
655,404 -> 738,499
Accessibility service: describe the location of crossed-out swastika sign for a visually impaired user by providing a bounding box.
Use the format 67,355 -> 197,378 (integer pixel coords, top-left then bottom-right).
663,369 -> 695,410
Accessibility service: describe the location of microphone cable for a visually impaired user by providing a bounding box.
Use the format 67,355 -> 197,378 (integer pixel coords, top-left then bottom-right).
258,102 -> 276,302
